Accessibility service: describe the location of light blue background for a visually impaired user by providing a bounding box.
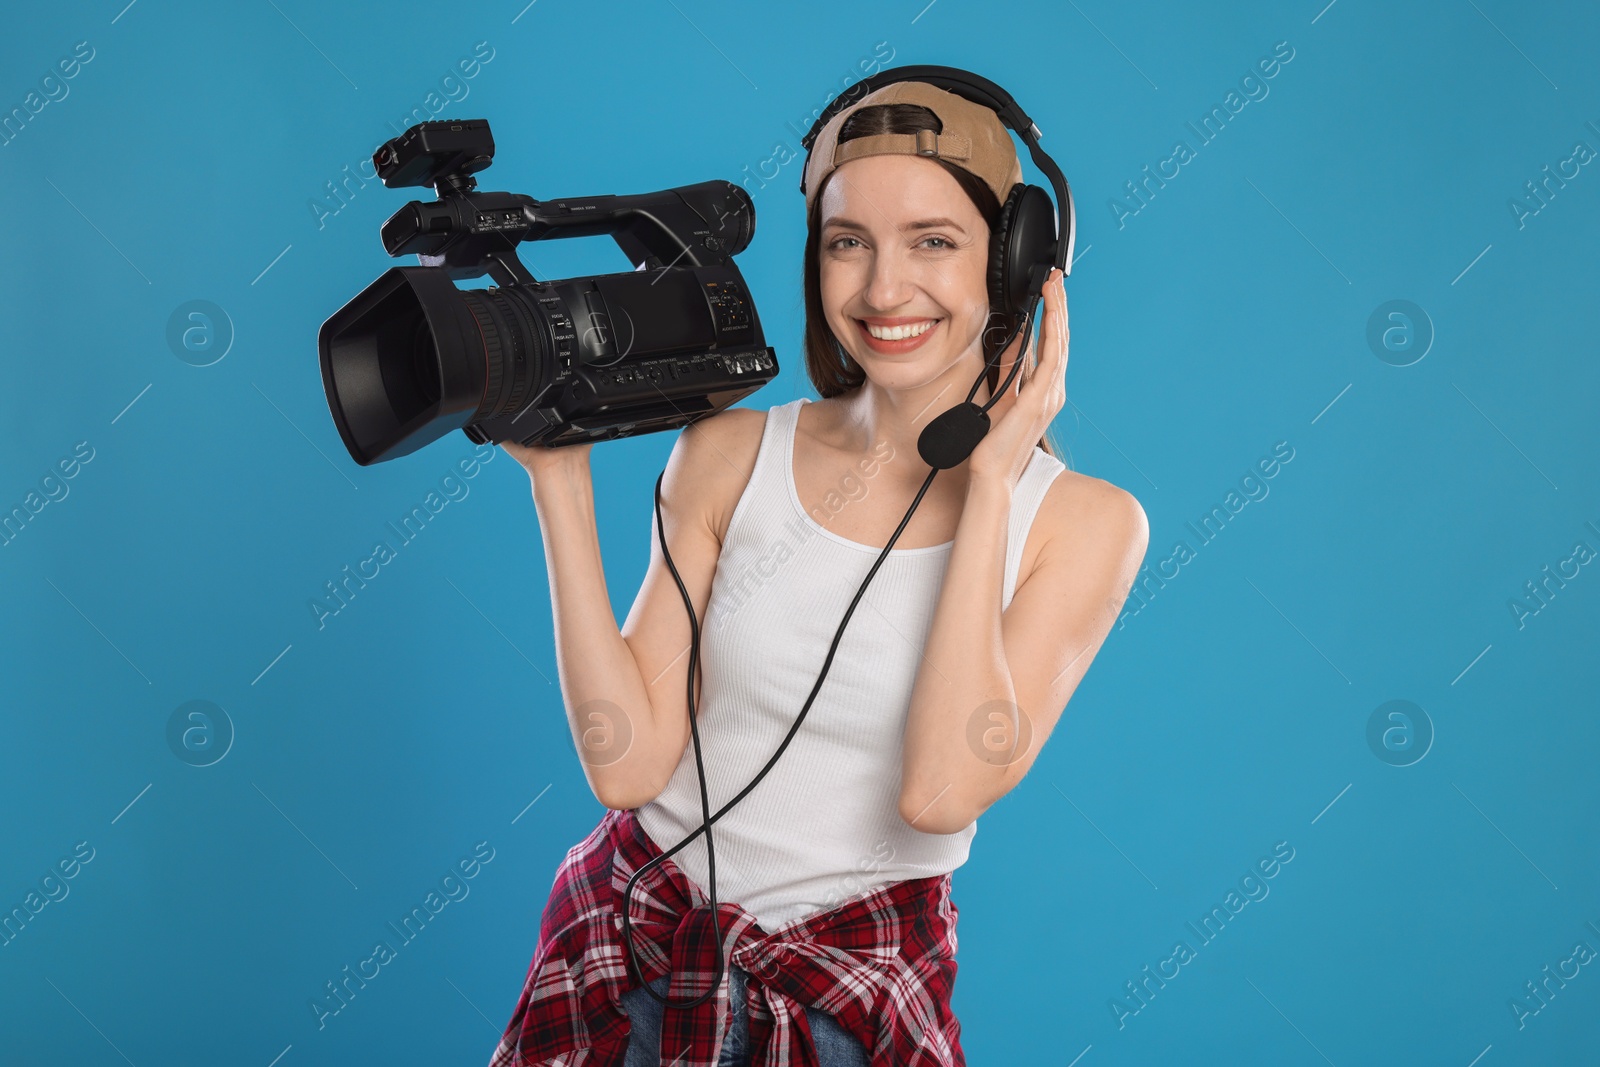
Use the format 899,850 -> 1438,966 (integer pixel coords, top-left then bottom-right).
3,1 -> 1597,1064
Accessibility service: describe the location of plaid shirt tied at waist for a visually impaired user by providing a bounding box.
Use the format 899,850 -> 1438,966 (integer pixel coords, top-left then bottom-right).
487,807 -> 965,1067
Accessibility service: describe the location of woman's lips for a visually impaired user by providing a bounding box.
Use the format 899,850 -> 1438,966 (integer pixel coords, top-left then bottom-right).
855,318 -> 940,355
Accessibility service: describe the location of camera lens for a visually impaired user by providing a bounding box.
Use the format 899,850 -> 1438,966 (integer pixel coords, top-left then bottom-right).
409,317 -> 440,407
319,267 -> 554,465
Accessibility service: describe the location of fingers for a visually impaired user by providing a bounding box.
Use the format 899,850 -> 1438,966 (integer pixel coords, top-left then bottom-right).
1044,268 -> 1066,369
1028,268 -> 1066,411
1001,321 -> 1028,394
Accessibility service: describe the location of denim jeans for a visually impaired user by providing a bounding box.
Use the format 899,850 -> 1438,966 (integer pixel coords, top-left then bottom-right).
620,963 -> 869,1067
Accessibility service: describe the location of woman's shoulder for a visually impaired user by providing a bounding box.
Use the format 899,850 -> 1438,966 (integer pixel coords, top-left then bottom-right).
676,404 -> 775,544
685,402 -> 778,464
1015,460 -> 1148,593
1037,464 -> 1147,544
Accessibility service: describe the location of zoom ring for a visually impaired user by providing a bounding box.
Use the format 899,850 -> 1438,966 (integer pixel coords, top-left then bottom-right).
462,293 -> 507,422
488,289 -> 538,419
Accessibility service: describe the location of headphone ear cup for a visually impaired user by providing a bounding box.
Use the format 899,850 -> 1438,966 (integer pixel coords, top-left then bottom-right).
987,184 -> 1025,320
990,183 -> 1060,319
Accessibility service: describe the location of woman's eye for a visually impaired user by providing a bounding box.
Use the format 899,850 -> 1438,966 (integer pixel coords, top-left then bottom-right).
827,235 -> 956,251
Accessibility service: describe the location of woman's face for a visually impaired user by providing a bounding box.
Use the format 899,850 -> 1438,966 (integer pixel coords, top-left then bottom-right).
818,154 -> 992,389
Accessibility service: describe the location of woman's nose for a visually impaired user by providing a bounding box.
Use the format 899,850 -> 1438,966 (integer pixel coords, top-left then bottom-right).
862,250 -> 920,311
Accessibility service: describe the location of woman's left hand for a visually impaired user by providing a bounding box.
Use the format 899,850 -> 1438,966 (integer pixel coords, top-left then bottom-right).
965,266 -> 1068,490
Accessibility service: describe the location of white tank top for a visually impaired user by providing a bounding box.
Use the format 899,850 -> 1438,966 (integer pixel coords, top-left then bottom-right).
634,397 -> 1066,931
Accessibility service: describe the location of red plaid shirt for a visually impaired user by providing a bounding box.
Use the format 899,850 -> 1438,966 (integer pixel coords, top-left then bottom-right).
487,807 -> 965,1066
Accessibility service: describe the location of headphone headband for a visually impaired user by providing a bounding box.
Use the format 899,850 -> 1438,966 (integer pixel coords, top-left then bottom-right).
800,64 -> 1033,152
797,64 -> 1076,274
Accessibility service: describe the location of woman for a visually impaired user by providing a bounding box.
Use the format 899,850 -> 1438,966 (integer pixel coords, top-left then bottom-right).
489,82 -> 1148,1067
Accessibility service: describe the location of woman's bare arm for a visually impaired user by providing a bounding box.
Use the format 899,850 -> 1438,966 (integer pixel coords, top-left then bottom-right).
504,413 -> 748,809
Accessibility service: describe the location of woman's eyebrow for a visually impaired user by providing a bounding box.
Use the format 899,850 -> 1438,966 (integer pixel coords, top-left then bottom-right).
907,217 -> 968,234
823,216 -> 968,235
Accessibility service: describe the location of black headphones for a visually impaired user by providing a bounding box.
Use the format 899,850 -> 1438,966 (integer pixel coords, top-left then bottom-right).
621,65 -> 1076,1010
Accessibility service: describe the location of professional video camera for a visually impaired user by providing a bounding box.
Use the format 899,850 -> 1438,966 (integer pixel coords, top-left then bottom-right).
318,118 -> 778,466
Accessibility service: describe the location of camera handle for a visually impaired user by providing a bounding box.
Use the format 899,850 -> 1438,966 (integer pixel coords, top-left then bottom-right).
416,247 -> 536,288
385,182 -> 755,287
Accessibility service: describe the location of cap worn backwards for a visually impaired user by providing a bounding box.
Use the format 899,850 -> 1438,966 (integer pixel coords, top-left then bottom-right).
802,80 -> 1023,218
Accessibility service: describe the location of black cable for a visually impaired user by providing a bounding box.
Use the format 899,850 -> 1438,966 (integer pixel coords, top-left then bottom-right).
621,292 -> 1043,1008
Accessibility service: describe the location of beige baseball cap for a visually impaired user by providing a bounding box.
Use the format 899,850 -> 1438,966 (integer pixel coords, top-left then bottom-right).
802,80 -> 1024,218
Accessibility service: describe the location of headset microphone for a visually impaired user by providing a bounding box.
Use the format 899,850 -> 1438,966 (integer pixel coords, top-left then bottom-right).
620,65 -> 1076,1009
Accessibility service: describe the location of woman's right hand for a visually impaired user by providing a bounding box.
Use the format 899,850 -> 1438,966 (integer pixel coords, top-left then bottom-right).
499,437 -> 594,486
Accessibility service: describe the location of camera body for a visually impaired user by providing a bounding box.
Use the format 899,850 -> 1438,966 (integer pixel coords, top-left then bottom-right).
318,118 -> 778,466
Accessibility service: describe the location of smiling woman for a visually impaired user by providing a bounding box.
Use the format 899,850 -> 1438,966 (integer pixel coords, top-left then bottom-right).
488,71 -> 1148,1067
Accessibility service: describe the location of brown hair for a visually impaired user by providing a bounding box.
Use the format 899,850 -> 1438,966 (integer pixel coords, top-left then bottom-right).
801,102 -> 1065,463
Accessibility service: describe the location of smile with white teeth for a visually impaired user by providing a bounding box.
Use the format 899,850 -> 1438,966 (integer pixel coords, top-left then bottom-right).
861,319 -> 938,340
